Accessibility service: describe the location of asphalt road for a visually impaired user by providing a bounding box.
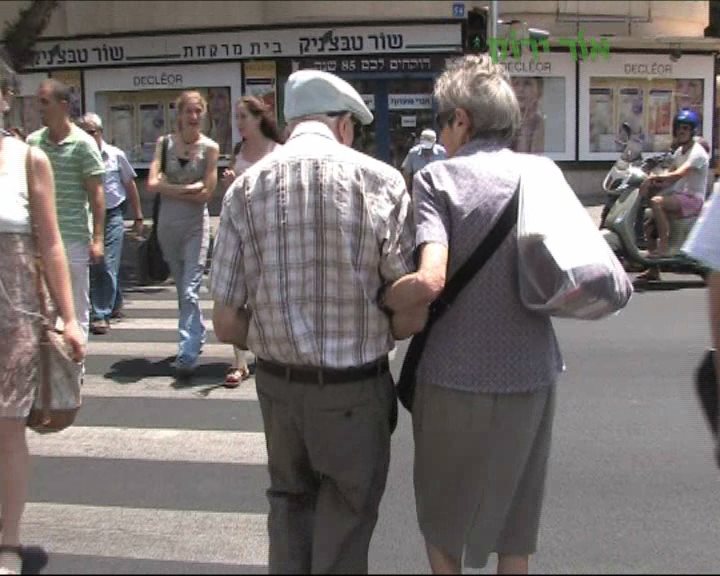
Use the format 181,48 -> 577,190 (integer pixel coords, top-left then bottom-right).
25,204 -> 720,574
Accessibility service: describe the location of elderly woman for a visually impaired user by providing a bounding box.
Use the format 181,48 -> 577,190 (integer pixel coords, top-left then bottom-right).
384,55 -> 564,574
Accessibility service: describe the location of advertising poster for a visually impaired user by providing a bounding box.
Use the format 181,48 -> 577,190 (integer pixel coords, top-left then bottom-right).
589,87 -> 614,152
510,77 -> 566,154
139,103 -> 165,163
244,61 -> 277,120
648,89 -> 672,135
618,87 -> 645,145
109,104 -> 135,158
674,78 -> 704,132
206,87 -> 232,156
49,70 -> 82,120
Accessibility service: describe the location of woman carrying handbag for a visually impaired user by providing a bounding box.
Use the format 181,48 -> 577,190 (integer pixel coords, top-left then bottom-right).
0,63 -> 85,574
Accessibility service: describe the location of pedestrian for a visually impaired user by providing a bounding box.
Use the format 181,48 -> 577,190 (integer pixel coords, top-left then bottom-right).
27,80 -> 106,342
400,128 -> 446,191
0,61 -> 85,575
209,69 -> 417,574
79,112 -> 144,335
219,96 -> 283,388
147,91 -> 219,379
683,187 -> 720,464
382,54 -> 564,574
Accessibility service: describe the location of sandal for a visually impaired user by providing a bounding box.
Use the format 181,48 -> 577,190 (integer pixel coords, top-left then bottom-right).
224,366 -> 250,389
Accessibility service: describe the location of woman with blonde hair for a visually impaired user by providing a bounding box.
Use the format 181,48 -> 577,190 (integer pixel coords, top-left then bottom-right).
0,61 -> 85,574
220,96 -> 282,387
147,91 -> 219,379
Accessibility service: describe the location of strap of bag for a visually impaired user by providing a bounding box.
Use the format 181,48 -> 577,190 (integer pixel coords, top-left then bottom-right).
427,178 -> 520,326
25,145 -> 54,424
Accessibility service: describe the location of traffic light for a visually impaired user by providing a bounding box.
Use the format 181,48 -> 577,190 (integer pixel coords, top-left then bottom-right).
465,7 -> 488,53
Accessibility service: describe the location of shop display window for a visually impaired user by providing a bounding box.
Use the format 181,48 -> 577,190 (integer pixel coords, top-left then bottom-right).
95,86 -> 233,163
588,77 -> 704,154
511,76 -> 566,155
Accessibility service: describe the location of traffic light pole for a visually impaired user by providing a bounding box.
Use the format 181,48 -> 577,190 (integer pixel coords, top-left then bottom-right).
488,0 -> 498,44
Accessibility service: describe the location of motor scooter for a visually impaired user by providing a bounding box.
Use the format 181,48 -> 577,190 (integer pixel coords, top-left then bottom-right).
599,123 -> 644,229
600,154 -> 709,282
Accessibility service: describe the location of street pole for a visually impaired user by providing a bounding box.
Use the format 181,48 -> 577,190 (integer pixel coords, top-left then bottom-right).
489,0 -> 498,43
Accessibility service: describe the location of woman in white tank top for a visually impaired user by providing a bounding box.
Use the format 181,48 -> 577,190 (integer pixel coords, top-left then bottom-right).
0,72 -> 85,573
220,96 -> 284,387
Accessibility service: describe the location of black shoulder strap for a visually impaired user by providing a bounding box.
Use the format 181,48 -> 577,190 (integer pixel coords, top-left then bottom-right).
428,178 -> 520,324
160,135 -> 169,175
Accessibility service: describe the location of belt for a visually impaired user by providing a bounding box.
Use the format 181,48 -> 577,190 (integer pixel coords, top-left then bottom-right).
106,200 -> 126,213
257,357 -> 389,385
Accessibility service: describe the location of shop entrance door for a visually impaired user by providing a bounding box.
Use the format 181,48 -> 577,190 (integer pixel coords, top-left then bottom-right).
342,76 -> 436,168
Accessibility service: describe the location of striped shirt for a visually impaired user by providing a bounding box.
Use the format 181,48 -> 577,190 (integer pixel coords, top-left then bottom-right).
209,121 -> 415,369
27,125 -> 105,243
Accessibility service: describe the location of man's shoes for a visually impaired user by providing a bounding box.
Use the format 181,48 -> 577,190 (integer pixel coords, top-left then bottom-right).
90,318 -> 110,335
171,360 -> 195,380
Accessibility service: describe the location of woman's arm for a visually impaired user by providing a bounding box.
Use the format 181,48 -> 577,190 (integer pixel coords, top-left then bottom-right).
181,142 -> 220,205
27,147 -> 86,361
146,136 -> 204,199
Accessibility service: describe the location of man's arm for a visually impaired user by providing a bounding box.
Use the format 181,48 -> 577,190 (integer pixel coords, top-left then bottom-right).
213,304 -> 250,349
85,175 -> 105,262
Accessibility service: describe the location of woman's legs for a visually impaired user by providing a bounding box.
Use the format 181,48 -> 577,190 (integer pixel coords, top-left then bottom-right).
0,418 -> 29,573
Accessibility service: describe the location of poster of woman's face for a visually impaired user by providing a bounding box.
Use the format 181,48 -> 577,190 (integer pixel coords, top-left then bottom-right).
674,78 -> 704,133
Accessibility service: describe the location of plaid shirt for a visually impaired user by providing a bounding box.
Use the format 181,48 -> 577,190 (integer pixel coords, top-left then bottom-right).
209,121 -> 415,368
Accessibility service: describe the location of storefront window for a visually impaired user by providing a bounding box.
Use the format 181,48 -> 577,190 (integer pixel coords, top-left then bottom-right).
387,79 -> 435,170
511,76 -> 566,154
589,77 -> 704,153
579,54 -> 714,161
96,86 -> 233,163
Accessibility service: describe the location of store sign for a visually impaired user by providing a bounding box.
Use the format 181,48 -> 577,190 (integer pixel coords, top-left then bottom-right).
389,94 -> 433,110
297,54 -> 447,75
361,94 -> 375,111
401,115 -> 417,127
24,23 -> 462,70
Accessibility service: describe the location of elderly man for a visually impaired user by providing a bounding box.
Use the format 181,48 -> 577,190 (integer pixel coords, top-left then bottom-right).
27,79 -> 105,341
80,113 -> 144,334
209,70 -> 417,573
400,128 -> 447,191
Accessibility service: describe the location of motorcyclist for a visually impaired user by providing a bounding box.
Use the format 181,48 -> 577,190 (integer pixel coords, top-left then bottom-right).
636,108 -> 709,280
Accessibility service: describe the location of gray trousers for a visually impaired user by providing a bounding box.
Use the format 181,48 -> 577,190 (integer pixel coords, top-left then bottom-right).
256,365 -> 396,574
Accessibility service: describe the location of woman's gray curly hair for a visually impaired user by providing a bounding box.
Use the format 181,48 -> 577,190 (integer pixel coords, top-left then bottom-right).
434,54 -> 521,145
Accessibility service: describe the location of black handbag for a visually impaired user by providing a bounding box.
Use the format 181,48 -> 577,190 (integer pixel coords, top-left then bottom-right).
397,182 -> 520,412
695,349 -> 718,437
138,136 -> 170,285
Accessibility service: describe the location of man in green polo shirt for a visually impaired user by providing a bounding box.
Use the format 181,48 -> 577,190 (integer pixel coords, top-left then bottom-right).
27,79 -> 105,341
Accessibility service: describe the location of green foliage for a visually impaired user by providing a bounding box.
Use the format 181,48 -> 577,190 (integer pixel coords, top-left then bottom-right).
1,0 -> 58,71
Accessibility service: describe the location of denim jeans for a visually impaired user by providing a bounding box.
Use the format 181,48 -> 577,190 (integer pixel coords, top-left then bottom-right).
158,217 -> 209,368
90,203 -> 125,322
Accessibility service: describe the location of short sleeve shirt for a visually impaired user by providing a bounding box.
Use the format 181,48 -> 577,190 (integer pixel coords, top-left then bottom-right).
683,184 -> 720,270
413,138 -> 564,394
401,144 -> 447,178
100,141 -> 137,209
209,121 -> 415,368
27,125 -> 105,243
672,140 -> 709,200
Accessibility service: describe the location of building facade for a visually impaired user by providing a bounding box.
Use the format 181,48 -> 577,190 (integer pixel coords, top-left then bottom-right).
1,0 -> 718,194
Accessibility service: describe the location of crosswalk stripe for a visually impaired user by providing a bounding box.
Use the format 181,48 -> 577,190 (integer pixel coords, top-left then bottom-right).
22,503 -> 267,567
110,318 -> 214,330
28,427 -> 268,464
81,376 -> 259,401
88,342 -> 234,357
122,300 -> 214,310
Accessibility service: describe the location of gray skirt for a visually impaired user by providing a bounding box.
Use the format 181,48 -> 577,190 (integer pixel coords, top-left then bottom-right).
412,382 -> 556,569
